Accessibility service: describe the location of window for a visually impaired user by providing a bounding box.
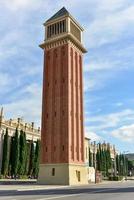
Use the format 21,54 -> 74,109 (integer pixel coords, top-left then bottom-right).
47,20 -> 66,39
54,24 -> 57,35
78,171 -> 81,182
62,145 -> 64,151
60,21 -> 62,33
50,26 -> 52,37
57,23 -> 60,34
52,25 -> 54,35
63,20 -> 65,32
52,168 -> 55,176
76,170 -> 81,182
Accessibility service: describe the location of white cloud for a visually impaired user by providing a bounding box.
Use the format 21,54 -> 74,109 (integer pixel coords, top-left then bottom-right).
2,0 -> 42,11
97,0 -> 127,12
111,124 -> 134,142
86,109 -> 134,131
0,72 -> 14,96
3,83 -> 42,126
0,73 -> 11,87
115,102 -> 124,107
85,4 -> 134,48
84,77 -> 99,92
85,130 -> 102,141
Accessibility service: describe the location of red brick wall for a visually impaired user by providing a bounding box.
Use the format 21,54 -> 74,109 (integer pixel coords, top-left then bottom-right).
41,42 -> 84,164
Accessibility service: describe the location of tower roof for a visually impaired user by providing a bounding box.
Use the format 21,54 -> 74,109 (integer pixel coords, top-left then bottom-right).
46,7 -> 69,23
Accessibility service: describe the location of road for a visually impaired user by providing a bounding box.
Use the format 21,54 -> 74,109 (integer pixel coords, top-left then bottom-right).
0,181 -> 134,200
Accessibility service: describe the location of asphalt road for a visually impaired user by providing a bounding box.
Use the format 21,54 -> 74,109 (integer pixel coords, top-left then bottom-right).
0,181 -> 134,200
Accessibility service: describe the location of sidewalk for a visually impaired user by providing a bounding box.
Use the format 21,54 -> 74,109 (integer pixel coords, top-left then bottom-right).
0,179 -> 69,191
0,179 -> 36,185
0,179 -> 130,191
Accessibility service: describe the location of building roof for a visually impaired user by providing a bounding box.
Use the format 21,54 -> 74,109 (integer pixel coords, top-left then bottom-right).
46,7 -> 69,23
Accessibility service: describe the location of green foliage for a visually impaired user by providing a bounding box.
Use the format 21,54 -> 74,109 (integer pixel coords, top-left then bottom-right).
89,148 -> 92,167
24,142 -> 31,175
18,130 -> 26,175
11,128 -> 19,176
1,128 -> 9,176
0,174 -> 5,179
96,149 -> 101,171
1,126 -> 40,179
9,136 -> 14,176
19,175 -> 28,179
128,160 -> 134,171
116,154 -> 128,176
109,176 -> 123,181
33,140 -> 41,178
28,141 -> 35,176
96,144 -> 112,178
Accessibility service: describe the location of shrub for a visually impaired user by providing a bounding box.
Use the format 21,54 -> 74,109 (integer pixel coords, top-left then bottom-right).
109,176 -> 123,181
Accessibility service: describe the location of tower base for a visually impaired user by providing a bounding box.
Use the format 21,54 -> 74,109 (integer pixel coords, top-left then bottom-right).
38,163 -> 88,185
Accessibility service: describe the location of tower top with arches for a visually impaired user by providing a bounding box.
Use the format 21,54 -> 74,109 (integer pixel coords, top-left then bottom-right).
40,7 -> 86,53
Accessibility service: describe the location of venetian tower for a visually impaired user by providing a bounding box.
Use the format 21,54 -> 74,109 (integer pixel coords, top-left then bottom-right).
38,7 -> 88,185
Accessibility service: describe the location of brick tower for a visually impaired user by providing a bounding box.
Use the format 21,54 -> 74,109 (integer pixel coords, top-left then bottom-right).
38,7 -> 88,185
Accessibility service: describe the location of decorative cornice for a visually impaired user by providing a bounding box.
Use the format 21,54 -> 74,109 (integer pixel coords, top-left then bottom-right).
39,33 -> 87,53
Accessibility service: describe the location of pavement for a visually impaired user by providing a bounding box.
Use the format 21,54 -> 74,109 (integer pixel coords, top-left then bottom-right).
0,180 -> 133,200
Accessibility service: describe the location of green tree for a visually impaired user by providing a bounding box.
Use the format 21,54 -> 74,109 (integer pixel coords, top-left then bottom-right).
89,148 -> 92,167
24,141 -> 31,175
128,160 -> 134,171
28,141 -> 35,177
18,130 -> 26,175
9,136 -> 14,176
1,128 -> 9,176
102,150 -> 107,176
105,149 -> 112,176
96,149 -> 101,171
12,128 -> 19,177
33,140 -> 41,178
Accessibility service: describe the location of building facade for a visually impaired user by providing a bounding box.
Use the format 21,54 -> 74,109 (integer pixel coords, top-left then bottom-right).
38,7 -> 88,185
89,141 -> 117,177
0,108 -> 40,171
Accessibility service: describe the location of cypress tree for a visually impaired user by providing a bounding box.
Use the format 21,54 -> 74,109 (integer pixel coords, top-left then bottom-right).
106,149 -> 112,176
116,154 -> 119,174
89,148 -> 92,167
99,143 -> 103,171
18,130 -> 26,175
9,136 -> 14,176
12,128 -> 19,177
96,149 -> 101,171
102,150 -> 107,175
24,141 -> 31,175
121,154 -> 124,175
28,141 -> 35,177
33,140 -> 40,178
1,128 -> 9,176
118,154 -> 123,176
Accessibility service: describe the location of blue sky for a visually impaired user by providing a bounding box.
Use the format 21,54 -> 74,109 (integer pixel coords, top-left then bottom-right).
0,0 -> 134,153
